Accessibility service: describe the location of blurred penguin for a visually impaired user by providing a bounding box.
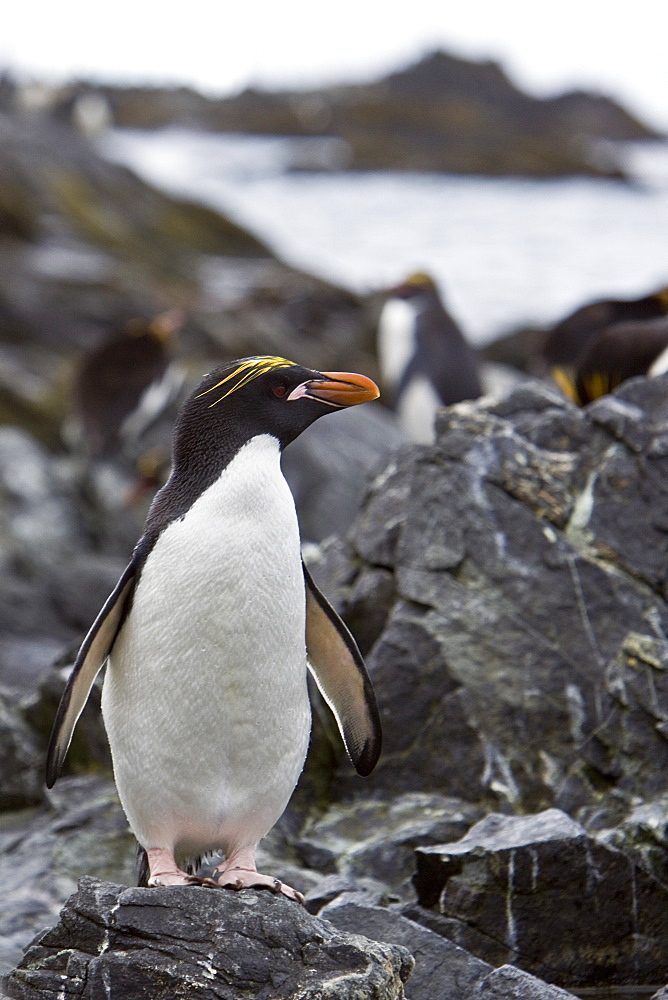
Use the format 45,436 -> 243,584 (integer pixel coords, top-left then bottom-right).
67,309 -> 185,552
543,285 -> 668,370
377,271 -> 481,442
554,315 -> 668,405
74,308 -> 184,459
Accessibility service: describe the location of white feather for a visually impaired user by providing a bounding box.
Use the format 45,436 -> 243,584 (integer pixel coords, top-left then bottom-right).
396,375 -> 442,444
101,434 -> 311,858
120,364 -> 184,442
648,344 -> 668,376
377,298 -> 419,389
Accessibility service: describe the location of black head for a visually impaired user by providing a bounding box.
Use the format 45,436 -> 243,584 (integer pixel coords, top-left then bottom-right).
172,355 -> 378,470
140,356 -> 378,547
386,271 -> 439,302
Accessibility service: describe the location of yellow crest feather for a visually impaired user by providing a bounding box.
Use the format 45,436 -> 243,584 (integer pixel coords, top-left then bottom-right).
196,356 -> 295,407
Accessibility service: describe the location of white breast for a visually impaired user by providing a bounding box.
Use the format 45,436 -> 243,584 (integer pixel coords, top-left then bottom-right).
649,344 -> 668,376
396,375 -> 442,443
377,298 -> 419,389
120,364 -> 184,443
101,434 -> 311,858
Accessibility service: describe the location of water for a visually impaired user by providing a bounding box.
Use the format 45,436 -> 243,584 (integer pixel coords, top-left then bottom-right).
98,129 -> 668,345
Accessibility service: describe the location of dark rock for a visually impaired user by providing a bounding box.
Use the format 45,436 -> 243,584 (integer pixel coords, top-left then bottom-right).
328,905 -> 583,1000
0,690 -> 44,809
595,792 -> 668,887
413,809 -> 668,987
0,777 -> 135,978
0,631 -> 67,698
0,110 -> 373,397
314,378 -> 668,820
5,876 -> 414,999
543,90 -> 659,142
44,551 -> 129,633
282,402 -> 406,543
303,874 -> 373,914
472,964 -> 580,1000
298,792 -> 483,898
481,324 -> 550,376
0,427 -> 81,565
324,902 -> 494,1000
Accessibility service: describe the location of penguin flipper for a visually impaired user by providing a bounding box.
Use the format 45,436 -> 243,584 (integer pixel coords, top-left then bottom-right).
45,562 -> 136,788
303,562 -> 381,776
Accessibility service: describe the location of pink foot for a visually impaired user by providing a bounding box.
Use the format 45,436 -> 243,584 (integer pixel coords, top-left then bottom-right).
146,847 -> 203,887
212,848 -> 305,905
213,866 -> 303,904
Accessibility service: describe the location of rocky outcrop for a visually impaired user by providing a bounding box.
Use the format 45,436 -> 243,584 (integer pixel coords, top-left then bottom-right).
411,809 -> 668,986
309,376 -> 668,824
5,877 -> 414,999
84,49 -> 664,178
3,106 -> 668,998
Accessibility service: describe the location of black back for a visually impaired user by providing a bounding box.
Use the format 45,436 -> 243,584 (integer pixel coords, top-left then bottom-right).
392,281 -> 482,406
543,289 -> 668,367
573,317 -> 668,403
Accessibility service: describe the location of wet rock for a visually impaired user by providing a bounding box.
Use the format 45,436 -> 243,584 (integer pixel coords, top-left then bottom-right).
313,378 -> 668,821
412,809 -> 668,987
43,551 -> 129,634
0,427 -> 81,564
324,902 -> 494,1000
22,661 -> 112,776
472,965 -> 580,1000
303,874 -> 378,914
0,690 -> 44,809
297,792 -> 483,898
0,777 -> 135,979
0,629 -> 67,698
5,876 -> 414,999
594,792 -> 668,887
325,903 -> 581,1000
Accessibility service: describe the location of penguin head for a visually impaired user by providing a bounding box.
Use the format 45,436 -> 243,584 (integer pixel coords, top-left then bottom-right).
387,272 -> 437,301
174,355 -> 379,461
384,273 -> 441,319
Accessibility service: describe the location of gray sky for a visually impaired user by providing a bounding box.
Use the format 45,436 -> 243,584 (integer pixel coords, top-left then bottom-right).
5,0 -> 668,129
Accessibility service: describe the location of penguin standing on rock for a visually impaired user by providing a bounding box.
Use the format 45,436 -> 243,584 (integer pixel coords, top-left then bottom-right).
377,272 -> 482,442
47,356 -> 382,902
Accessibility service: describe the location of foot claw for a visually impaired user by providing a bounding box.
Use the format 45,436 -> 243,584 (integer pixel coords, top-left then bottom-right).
200,877 -> 222,888
212,866 -> 304,903
148,873 -> 204,887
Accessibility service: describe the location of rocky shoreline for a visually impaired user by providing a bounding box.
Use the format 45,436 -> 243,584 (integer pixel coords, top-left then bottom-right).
9,48 -> 664,179
3,375 -> 668,998
1,105 -> 668,998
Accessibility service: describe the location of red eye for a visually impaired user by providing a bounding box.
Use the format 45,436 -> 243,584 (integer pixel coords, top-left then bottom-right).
272,385 -> 287,397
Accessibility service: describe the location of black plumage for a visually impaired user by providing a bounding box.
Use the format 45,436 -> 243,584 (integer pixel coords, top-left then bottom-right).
543,286 -> 668,368
378,272 -> 481,440
75,309 -> 182,457
562,316 -> 668,405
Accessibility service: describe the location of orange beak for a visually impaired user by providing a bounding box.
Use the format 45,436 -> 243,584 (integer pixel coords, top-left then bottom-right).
289,371 -> 380,408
